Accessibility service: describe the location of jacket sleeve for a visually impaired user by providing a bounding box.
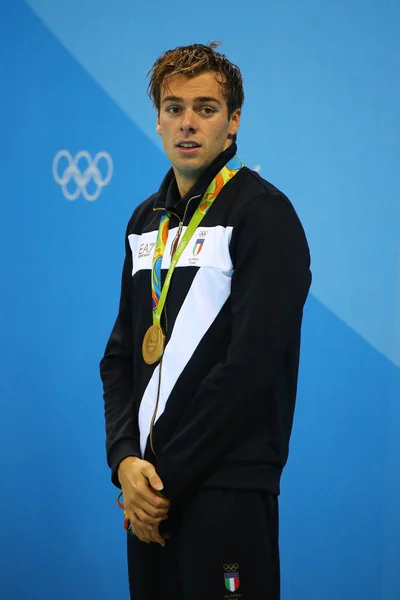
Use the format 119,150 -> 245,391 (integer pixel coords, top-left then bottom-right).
155,192 -> 312,501
100,230 -> 141,488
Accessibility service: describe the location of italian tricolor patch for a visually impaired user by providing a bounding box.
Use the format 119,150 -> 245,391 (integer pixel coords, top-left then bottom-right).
224,572 -> 240,592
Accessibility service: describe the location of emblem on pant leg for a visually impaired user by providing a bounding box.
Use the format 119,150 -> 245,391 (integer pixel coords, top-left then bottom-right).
223,563 -> 240,591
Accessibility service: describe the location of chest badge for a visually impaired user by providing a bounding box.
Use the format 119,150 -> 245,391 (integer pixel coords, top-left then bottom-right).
193,238 -> 205,256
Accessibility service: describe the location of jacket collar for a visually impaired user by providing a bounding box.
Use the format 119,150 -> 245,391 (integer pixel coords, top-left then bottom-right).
153,143 -> 237,214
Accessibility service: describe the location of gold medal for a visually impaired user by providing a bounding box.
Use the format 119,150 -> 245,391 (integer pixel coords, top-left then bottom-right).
142,324 -> 166,365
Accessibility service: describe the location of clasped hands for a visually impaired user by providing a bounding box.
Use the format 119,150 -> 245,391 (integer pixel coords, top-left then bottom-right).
118,456 -> 171,546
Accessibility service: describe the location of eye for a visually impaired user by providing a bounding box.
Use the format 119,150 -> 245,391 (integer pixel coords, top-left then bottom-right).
200,107 -> 215,116
166,106 -> 181,114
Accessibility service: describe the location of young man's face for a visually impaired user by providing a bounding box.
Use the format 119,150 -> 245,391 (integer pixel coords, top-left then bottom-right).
156,71 -> 240,180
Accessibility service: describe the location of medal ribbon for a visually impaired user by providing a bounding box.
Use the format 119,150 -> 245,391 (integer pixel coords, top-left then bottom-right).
151,155 -> 244,327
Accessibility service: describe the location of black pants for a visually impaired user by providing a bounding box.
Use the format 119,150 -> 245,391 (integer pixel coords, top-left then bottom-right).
127,489 -> 280,599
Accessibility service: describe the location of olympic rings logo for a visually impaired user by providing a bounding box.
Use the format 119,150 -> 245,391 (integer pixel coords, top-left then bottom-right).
223,563 -> 239,573
52,150 -> 113,201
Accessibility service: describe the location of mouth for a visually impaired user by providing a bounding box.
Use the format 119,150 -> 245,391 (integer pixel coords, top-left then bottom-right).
176,141 -> 201,155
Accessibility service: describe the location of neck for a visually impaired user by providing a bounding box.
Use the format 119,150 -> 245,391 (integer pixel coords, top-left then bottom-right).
174,170 -> 203,198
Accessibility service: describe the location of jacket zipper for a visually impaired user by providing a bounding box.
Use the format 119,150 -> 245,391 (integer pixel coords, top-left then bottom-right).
149,195 -> 201,457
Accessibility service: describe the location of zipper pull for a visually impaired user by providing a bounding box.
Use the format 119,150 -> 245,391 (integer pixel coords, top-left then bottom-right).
171,221 -> 183,257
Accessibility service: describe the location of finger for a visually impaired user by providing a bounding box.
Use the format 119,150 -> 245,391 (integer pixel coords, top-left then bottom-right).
131,514 -> 151,544
126,496 -> 169,520
134,506 -> 169,526
137,528 -> 151,544
141,463 -> 164,492
147,525 -> 167,547
130,524 -> 148,543
121,471 -> 170,512
133,487 -> 171,514
131,513 -> 166,547
137,482 -> 171,509
128,511 -> 149,539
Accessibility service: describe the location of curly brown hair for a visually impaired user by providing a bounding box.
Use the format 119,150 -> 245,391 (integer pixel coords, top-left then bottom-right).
147,42 -> 244,121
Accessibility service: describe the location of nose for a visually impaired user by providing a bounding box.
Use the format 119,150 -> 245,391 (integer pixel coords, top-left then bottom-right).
180,109 -> 197,134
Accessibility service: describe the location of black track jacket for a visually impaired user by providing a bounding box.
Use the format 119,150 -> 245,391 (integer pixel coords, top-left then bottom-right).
100,143 -> 311,502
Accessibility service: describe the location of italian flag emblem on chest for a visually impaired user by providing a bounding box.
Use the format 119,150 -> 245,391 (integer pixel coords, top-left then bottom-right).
192,238 -> 205,256
224,572 -> 240,592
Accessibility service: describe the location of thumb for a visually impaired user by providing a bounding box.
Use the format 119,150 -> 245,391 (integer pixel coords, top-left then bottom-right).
142,463 -> 164,491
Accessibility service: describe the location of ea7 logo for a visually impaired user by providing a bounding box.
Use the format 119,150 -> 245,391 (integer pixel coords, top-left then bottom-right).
139,242 -> 156,258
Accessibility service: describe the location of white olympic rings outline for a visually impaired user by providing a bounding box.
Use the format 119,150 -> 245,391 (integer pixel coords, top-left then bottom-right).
52,150 -> 113,201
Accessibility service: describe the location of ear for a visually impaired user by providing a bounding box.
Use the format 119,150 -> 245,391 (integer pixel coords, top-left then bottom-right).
228,109 -> 241,138
156,115 -> 161,136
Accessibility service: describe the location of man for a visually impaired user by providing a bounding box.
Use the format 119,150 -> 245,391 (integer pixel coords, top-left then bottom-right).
100,41 -> 311,599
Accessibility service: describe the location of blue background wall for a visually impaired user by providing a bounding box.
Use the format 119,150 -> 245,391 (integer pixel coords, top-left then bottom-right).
1,1 -> 399,598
